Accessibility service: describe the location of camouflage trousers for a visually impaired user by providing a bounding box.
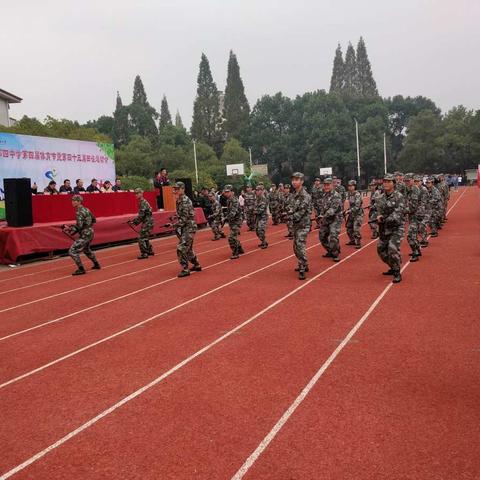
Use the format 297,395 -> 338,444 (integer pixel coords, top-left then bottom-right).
138,221 -> 153,254
368,208 -> 378,237
346,213 -> 363,244
245,209 -> 256,230
314,205 -> 322,228
177,228 -> 198,269
418,214 -> 429,242
286,215 -> 294,236
377,226 -> 404,271
270,204 -> 281,225
228,223 -> 242,254
256,216 -> 267,243
293,222 -> 310,270
319,217 -> 341,256
428,210 -> 440,234
210,219 -> 224,239
407,217 -> 420,252
69,233 -> 97,268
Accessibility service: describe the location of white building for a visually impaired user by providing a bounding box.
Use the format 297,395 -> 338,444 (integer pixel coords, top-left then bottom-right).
0,88 -> 22,127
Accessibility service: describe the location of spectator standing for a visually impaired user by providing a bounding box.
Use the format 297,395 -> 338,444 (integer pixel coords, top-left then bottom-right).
153,168 -> 170,209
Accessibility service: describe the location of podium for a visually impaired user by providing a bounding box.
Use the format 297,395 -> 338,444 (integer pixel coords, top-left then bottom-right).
161,186 -> 176,211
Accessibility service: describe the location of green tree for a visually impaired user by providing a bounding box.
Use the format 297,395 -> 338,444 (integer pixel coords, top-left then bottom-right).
329,43 -> 344,94
343,43 -> 358,96
223,50 -> 250,140
112,92 -> 130,148
175,110 -> 184,129
191,53 -> 222,153
356,37 -> 378,97
129,75 -> 158,141
115,135 -> 155,178
159,95 -> 172,131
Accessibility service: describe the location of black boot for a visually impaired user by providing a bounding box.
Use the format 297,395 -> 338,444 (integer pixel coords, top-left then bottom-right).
298,270 -> 306,280
332,255 -> 340,262
355,242 -> 361,250
295,266 -> 309,272
345,241 -> 356,246
190,263 -> 202,272
238,246 -> 245,254
148,249 -> 155,256
230,249 -> 239,260
91,261 -> 101,270
392,270 -> 402,283
137,253 -> 149,260
177,269 -> 190,278
410,252 -> 419,262
322,252 -> 333,258
260,242 -> 268,249
72,266 -> 86,276
382,269 -> 395,275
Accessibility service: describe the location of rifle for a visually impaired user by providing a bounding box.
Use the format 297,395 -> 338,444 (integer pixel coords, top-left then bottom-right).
125,220 -> 139,233
59,224 -> 77,241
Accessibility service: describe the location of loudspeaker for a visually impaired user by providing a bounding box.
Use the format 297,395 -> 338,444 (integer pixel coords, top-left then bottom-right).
175,177 -> 193,200
4,178 -> 33,227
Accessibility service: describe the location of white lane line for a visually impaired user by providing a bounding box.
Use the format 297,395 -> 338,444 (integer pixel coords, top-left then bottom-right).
0,239 -> 377,480
0,229 -> 286,313
0,226 -> 266,294
230,188 -> 468,480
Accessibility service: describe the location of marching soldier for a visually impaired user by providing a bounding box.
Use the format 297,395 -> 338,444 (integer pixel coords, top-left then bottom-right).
317,177 -> 343,262
345,179 -> 364,249
425,177 -> 442,237
268,184 -> 282,225
283,184 -> 294,239
368,180 -> 379,239
173,181 -> 202,277
223,185 -> 245,259
64,195 -> 101,275
207,192 -> 226,241
333,176 -> 347,209
437,174 -> 450,224
394,171 -> 407,195
404,174 -> 421,262
375,173 -> 406,283
243,185 -> 256,231
128,188 -> 154,259
290,172 -> 312,280
414,175 -> 429,247
311,177 -> 324,229
254,185 -> 269,249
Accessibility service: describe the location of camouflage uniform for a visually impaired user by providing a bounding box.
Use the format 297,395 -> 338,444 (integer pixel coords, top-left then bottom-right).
311,184 -> 324,228
425,183 -> 443,236
268,189 -> 282,225
132,198 -> 154,255
69,205 -> 99,269
254,193 -> 268,245
438,178 -> 449,222
291,186 -> 312,273
415,180 -> 429,244
243,191 -> 256,230
368,188 -> 380,238
318,188 -> 343,258
176,194 -> 199,270
395,181 -> 407,196
404,181 -> 421,255
335,184 -> 347,210
224,193 -> 244,256
376,189 -> 406,272
208,197 -> 225,240
283,189 -> 294,237
346,189 -> 364,246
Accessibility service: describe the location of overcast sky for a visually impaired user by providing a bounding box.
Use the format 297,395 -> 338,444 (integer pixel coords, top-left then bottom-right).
2,0 -> 479,126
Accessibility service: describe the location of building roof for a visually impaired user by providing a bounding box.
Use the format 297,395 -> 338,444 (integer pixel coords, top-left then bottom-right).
0,88 -> 22,103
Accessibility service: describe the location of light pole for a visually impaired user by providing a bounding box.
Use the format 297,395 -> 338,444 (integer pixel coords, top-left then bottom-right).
192,139 -> 198,185
355,119 -> 361,179
248,147 -> 253,169
383,132 -> 387,174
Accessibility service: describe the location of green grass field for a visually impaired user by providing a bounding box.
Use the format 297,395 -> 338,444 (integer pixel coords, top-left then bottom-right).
0,200 -> 5,220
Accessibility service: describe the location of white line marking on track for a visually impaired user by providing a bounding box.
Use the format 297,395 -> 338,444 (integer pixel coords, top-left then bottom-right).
0,229 -> 286,313
0,237 -> 377,479
230,188 -> 467,480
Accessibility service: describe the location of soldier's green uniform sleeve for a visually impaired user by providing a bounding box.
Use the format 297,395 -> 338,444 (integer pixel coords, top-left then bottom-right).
132,199 -> 151,225
71,208 -> 86,233
325,194 -> 342,219
350,192 -> 363,215
385,193 -> 405,227
407,188 -> 420,215
255,197 -> 268,216
292,192 -> 312,223
226,196 -> 240,222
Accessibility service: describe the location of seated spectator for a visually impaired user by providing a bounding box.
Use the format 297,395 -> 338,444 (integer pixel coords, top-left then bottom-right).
31,182 -> 38,195
44,180 -> 59,195
59,179 -> 73,194
112,178 -> 122,192
101,180 -> 114,193
86,178 -> 101,193
74,179 -> 86,194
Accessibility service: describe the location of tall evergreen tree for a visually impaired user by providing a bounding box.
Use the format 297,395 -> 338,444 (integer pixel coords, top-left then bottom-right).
356,37 -> 378,97
191,53 -> 222,150
159,95 -> 172,130
129,74 -> 158,140
175,110 -> 184,129
329,43 -> 345,94
223,50 -> 250,139
113,91 -> 130,148
343,42 -> 358,96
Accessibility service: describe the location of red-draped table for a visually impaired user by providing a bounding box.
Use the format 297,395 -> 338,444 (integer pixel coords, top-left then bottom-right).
31,191 -> 158,223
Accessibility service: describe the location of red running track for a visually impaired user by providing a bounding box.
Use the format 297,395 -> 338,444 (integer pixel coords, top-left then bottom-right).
0,188 -> 477,479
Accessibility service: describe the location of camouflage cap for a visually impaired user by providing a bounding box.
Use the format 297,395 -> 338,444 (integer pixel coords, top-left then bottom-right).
255,184 -> 264,190
426,176 -> 434,182
404,173 -> 414,180
314,177 -> 321,181
413,175 -> 422,181
384,173 -> 395,181
173,181 -> 185,189
323,177 -> 333,184
291,172 -> 304,180
134,188 -> 143,194
222,184 -> 233,192
284,184 -> 291,189
348,180 -> 357,186
72,194 -> 83,202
